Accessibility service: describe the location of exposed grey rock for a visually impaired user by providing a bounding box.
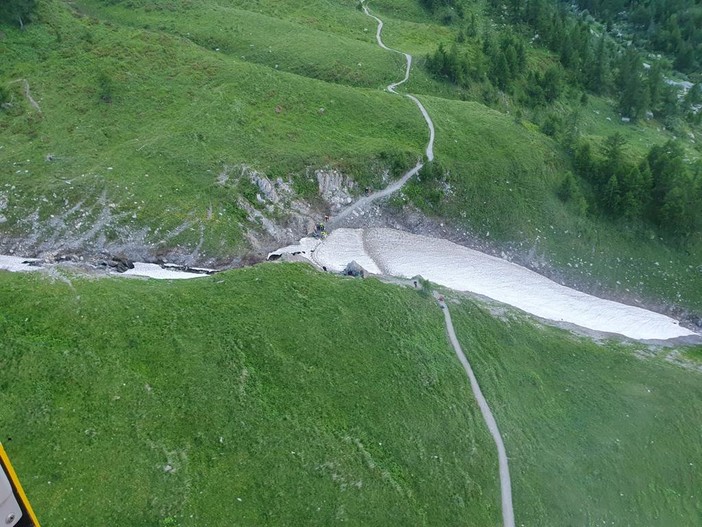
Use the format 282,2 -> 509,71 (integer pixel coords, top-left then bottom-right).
343,260 -> 367,278
316,169 -> 355,212
99,255 -> 134,273
250,171 -> 280,204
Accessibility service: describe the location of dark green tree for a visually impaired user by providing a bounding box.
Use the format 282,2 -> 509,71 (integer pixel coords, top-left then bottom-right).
558,174 -> 574,202
618,165 -> 650,220
660,186 -> 694,238
574,141 -> 596,182
603,174 -> 621,214
0,0 -> 37,29
0,85 -> 9,106
647,140 -> 686,214
492,51 -> 510,91
586,35 -> 609,94
684,83 -> 702,110
601,133 -> 627,181
467,12 -> 478,37
617,48 -> 648,120
541,66 -> 562,103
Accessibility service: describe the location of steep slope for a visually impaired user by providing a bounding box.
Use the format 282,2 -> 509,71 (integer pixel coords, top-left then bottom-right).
0,0 -> 426,261
0,265 -> 502,525
0,264 -> 700,525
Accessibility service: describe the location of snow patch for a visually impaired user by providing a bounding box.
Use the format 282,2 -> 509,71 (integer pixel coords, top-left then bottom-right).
273,228 -> 696,341
268,237 -> 321,260
122,262 -> 209,280
313,230 -> 382,274
0,255 -> 40,272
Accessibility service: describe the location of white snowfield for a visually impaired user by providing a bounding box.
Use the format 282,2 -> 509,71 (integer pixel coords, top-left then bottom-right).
0,255 -> 40,272
270,228 -> 697,341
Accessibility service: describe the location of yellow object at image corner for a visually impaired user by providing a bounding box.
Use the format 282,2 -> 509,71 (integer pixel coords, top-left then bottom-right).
0,443 -> 41,527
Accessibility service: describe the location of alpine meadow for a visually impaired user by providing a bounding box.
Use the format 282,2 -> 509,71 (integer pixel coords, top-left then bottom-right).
1,0 -> 701,525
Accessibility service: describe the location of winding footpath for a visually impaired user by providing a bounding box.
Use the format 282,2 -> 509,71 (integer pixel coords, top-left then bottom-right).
436,294 -> 515,527
335,4 -> 515,522
329,1 -> 435,227
329,8 -> 515,522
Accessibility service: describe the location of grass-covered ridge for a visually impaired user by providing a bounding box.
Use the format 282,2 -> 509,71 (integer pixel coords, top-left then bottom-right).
1,264 -> 701,525
0,265 -> 501,526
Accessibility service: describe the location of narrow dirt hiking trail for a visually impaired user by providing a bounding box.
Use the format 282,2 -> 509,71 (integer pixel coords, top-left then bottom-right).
329,1 -> 435,227
435,294 -> 515,527
362,1 -> 435,161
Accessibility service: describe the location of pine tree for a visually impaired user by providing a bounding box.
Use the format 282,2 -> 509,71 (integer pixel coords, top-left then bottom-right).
541,66 -> 562,103
588,36 -> 609,94
619,165 -> 649,220
648,140 -> 685,212
617,48 -> 647,120
647,62 -> 664,115
660,186 -> 693,238
0,0 -> 37,29
574,142 -> 596,182
684,83 -> 702,109
602,133 -> 626,180
467,12 -> 478,37
603,175 -> 621,215
492,52 -> 510,91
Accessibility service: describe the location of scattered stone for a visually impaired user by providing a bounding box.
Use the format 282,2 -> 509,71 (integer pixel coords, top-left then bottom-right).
99,255 -> 135,273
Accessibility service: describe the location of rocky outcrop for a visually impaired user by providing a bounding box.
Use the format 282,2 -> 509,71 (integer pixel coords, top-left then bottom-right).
225,165 -> 321,253
316,169 -> 355,212
251,172 -> 282,205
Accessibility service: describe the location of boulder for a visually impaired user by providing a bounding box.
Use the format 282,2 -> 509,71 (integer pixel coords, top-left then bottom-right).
343,260 -> 367,278
106,255 -> 135,273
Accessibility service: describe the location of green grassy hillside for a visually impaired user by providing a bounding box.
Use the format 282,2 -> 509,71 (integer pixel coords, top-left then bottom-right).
1,0 -> 700,312
2,1 -> 702,525
0,0 -> 426,258
1,265 -> 502,526
451,300 -> 702,525
1,264 -> 701,525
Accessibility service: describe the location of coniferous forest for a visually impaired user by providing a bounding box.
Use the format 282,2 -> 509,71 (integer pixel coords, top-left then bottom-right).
424,0 -> 701,242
